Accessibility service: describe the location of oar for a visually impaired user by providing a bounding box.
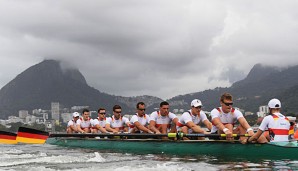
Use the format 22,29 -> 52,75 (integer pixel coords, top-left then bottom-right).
182,133 -> 250,138
50,133 -> 169,138
16,127 -> 250,144
45,133 -> 249,138
0,130 -> 17,144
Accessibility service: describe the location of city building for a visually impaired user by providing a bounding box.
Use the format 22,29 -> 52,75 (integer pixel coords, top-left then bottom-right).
51,102 -> 60,121
19,110 -> 28,121
257,105 -> 269,117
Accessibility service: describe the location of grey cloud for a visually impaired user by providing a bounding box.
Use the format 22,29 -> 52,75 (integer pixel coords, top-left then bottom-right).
1,1 -> 298,99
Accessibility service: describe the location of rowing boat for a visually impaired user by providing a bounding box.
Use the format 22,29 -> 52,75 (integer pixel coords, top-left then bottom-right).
46,137 -> 298,160
2,127 -> 298,161
0,131 -> 17,144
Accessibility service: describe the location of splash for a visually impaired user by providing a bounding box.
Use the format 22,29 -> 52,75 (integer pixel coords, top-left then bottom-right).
87,152 -> 106,162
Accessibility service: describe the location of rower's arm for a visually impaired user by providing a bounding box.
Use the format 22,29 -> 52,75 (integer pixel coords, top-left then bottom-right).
212,117 -> 227,132
134,121 -> 152,133
238,117 -> 254,135
186,121 -> 204,133
172,118 -> 178,125
76,124 -> 85,133
105,124 -> 117,133
125,121 -> 131,128
203,119 -> 212,131
248,129 -> 263,143
69,125 -> 78,132
96,124 -> 107,133
149,120 -> 160,134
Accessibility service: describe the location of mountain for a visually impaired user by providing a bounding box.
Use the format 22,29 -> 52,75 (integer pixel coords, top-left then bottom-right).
0,60 -> 132,119
116,95 -> 163,111
166,64 -> 298,115
238,63 -> 279,84
1,61 -> 298,119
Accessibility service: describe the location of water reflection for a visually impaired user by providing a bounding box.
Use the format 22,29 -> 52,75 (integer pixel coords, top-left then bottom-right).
137,153 -> 298,170
1,144 -> 298,170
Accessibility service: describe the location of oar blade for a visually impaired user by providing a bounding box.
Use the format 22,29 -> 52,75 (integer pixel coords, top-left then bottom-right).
17,127 -> 49,144
0,131 -> 17,144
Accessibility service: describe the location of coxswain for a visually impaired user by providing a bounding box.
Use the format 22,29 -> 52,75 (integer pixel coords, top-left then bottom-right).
248,98 -> 290,143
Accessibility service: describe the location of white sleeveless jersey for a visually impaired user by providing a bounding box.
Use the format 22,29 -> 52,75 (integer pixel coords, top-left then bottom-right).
106,116 -> 129,129
210,107 -> 243,133
130,113 -> 150,126
259,113 -> 290,142
67,120 -> 77,127
76,118 -> 91,129
177,110 -> 208,127
149,111 -> 177,126
92,117 -> 107,128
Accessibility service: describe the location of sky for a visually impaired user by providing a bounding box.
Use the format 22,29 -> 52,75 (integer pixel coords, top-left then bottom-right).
0,1 -> 298,100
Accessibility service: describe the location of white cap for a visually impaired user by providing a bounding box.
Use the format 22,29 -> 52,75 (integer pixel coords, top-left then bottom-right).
191,99 -> 203,107
72,112 -> 80,117
268,98 -> 281,108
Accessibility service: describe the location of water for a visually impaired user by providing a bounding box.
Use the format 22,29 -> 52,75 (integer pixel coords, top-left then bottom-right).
1,144 -> 298,171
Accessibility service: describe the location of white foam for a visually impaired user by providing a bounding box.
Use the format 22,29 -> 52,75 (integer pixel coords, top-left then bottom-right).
0,148 -> 23,154
0,151 -> 111,167
87,152 -> 106,162
54,161 -> 219,171
13,166 -> 57,171
0,155 -> 83,167
112,162 -> 193,171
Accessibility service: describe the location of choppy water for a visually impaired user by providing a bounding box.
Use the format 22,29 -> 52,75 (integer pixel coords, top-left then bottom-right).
1,144 -> 298,171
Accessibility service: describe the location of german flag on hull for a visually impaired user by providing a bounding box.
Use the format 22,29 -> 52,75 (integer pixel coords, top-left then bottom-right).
0,131 -> 17,144
17,127 -> 49,144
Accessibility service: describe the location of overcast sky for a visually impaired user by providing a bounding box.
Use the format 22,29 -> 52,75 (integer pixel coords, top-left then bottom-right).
0,1 -> 298,100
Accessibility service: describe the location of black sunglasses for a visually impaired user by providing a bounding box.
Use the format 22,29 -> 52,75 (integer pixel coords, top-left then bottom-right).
223,102 -> 233,106
114,111 -> 122,114
138,108 -> 146,111
99,112 -> 106,115
194,106 -> 202,109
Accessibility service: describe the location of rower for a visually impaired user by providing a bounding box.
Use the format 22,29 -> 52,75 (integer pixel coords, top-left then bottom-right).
91,108 -> 108,133
248,98 -> 290,143
105,105 -> 130,133
149,101 -> 178,134
210,93 -> 266,143
177,99 -> 212,140
66,112 -> 80,133
129,102 -> 153,134
76,109 -> 92,133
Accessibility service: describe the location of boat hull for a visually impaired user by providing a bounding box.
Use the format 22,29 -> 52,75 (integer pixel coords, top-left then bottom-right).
46,137 -> 298,160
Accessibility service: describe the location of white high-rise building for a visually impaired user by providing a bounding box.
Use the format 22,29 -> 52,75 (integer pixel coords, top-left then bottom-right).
51,102 -> 60,121
19,110 -> 28,120
257,105 -> 269,117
